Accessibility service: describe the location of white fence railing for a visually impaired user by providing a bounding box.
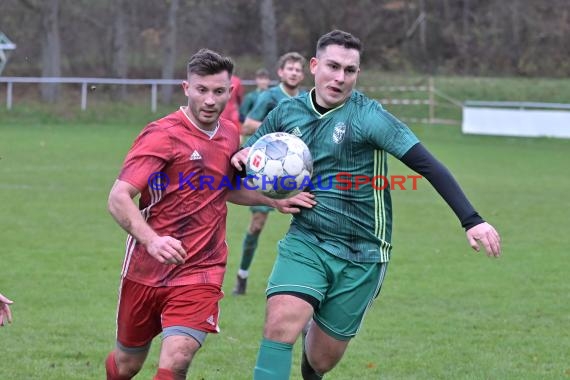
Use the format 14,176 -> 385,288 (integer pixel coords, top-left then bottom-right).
0,76 -> 257,113
0,76 -> 461,124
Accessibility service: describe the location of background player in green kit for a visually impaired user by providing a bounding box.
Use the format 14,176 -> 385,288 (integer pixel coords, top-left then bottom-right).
231,30 -> 502,380
239,68 -> 271,125
232,52 -> 306,295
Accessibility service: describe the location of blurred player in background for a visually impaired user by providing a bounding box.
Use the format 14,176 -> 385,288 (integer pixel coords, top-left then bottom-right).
231,30 -> 501,379
105,48 -> 314,380
221,74 -> 244,131
232,52 -> 306,296
239,68 -> 271,125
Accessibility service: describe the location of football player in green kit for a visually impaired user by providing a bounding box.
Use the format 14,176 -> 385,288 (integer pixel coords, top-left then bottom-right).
231,30 -> 501,380
232,52 -> 306,296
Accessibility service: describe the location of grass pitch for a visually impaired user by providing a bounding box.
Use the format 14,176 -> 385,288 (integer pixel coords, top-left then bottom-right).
0,104 -> 569,379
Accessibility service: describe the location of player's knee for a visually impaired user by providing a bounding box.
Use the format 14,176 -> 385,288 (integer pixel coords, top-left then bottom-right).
310,358 -> 337,375
249,222 -> 264,234
115,355 -> 144,378
161,339 -> 200,375
167,349 -> 195,376
263,317 -> 302,344
306,345 -> 345,375
249,214 -> 268,234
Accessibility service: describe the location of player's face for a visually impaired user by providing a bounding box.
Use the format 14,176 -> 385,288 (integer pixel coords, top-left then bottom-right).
278,61 -> 305,90
310,44 -> 360,108
256,76 -> 271,91
182,71 -> 232,130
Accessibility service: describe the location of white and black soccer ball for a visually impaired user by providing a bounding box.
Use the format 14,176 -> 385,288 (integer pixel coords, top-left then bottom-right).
246,132 -> 313,199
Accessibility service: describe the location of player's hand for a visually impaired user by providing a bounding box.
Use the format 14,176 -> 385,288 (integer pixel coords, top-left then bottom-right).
230,148 -> 251,171
0,293 -> 13,327
273,192 -> 316,214
466,222 -> 501,257
145,236 -> 187,265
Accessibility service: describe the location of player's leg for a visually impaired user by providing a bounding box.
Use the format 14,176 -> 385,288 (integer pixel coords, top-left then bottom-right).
254,234 -> 328,380
255,294 -> 314,380
156,335 -> 201,380
106,278 -> 161,379
107,346 -> 150,380
301,260 -> 389,378
233,208 -> 271,295
301,322 -> 349,379
156,283 -> 223,379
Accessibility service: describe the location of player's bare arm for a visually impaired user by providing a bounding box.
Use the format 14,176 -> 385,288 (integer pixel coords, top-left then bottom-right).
230,147 -> 251,171
108,179 -> 187,265
228,187 -> 315,214
272,192 -> 316,214
241,117 -> 262,136
466,222 -> 501,257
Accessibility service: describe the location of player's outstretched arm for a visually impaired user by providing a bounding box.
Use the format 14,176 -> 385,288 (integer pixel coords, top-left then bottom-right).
400,143 -> 502,258
0,293 -> 13,327
228,187 -> 315,213
108,180 -> 187,265
466,222 -> 501,257
272,192 -> 316,214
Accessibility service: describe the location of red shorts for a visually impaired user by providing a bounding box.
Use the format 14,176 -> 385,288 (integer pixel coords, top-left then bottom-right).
116,278 -> 223,348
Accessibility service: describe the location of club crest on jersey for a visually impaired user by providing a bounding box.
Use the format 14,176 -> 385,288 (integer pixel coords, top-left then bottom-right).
332,122 -> 346,144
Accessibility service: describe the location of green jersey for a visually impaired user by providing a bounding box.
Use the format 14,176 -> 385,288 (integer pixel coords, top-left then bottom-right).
239,89 -> 264,122
245,89 -> 419,263
247,84 -> 294,122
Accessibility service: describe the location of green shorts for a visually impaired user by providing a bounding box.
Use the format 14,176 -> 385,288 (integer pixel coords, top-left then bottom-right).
250,205 -> 275,213
266,233 -> 388,340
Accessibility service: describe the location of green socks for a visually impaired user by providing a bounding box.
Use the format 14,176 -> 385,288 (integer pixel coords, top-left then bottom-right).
254,338 -> 293,380
239,232 -> 259,271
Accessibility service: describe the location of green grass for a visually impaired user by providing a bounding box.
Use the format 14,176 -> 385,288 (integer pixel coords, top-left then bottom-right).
1,92 -> 570,379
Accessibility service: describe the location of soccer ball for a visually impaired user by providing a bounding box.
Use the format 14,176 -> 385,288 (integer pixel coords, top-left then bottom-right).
245,132 -> 313,199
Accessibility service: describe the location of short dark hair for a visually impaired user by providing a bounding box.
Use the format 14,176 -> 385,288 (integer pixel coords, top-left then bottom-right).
255,68 -> 270,78
277,52 -> 306,70
316,30 -> 362,56
187,48 -> 234,77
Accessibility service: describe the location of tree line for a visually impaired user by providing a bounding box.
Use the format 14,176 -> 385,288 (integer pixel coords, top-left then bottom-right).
1,0 -> 569,102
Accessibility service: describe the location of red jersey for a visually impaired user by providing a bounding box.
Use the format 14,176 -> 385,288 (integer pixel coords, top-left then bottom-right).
118,108 -> 240,287
220,76 -> 244,127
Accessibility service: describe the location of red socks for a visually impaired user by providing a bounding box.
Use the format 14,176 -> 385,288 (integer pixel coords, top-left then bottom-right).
153,368 -> 176,380
106,351 -> 177,380
105,352 -> 131,380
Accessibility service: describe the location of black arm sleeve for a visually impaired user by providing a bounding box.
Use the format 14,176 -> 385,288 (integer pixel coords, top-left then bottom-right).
400,143 -> 485,230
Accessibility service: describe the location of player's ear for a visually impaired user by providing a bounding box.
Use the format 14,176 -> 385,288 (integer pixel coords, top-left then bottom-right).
182,80 -> 190,96
309,57 -> 319,75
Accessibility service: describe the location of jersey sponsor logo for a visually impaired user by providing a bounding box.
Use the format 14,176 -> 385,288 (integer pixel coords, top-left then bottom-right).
332,122 -> 346,144
189,150 -> 202,160
291,127 -> 303,137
